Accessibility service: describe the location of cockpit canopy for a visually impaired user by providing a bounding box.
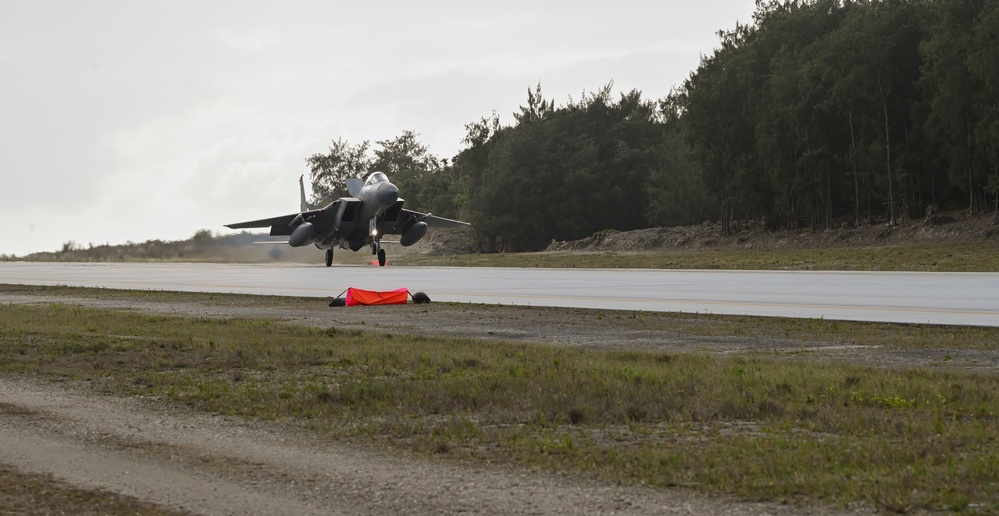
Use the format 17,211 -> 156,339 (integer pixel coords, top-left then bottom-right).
364,172 -> 388,186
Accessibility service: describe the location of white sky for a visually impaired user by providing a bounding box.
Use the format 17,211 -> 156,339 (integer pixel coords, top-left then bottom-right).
0,1 -> 756,256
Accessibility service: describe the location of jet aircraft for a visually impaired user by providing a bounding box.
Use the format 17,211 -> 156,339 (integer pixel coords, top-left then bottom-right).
225,172 -> 469,266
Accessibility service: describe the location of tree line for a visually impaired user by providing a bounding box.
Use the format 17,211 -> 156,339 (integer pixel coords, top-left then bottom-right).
309,0 -> 999,251
684,0 -> 999,234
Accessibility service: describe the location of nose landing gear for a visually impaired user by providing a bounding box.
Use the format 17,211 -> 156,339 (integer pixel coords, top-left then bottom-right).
371,241 -> 386,267
369,219 -> 387,267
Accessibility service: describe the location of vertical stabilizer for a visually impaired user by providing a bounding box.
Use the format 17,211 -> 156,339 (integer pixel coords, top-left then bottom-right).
299,175 -> 309,212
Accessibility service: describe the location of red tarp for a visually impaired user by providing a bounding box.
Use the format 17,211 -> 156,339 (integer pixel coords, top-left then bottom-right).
344,287 -> 409,306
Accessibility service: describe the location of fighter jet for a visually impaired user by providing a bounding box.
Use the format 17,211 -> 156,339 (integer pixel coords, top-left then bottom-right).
225,172 -> 469,266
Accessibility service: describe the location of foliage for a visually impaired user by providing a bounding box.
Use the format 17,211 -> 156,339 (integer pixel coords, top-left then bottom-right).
453,83 -> 708,251
371,131 -> 449,214
679,0 -> 999,231
305,132 -> 453,214
299,0 -> 999,250
306,138 -> 371,205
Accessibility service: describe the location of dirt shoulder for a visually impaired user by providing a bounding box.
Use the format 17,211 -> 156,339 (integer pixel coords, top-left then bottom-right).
4,288 -> 996,373
546,212 -> 999,253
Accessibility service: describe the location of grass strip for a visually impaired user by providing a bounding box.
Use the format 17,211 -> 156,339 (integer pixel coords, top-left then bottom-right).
10,241 -> 999,272
1,302 -> 997,512
5,283 -> 999,352
0,463 -> 185,515
398,243 -> 999,272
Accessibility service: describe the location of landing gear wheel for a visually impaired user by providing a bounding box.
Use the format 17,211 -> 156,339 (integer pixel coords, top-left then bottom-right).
325,249 -> 333,267
377,248 -> 387,267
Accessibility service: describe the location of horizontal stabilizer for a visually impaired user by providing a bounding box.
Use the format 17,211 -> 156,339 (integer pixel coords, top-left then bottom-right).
224,214 -> 296,230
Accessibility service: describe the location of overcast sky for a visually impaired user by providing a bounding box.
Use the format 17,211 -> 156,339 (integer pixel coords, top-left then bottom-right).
1,1 -> 756,256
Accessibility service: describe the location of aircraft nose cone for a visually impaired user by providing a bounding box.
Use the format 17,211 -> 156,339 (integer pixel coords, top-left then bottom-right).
377,182 -> 400,206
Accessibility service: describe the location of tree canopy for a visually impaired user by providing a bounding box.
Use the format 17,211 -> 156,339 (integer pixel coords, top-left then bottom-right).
306,131 -> 445,212
680,0 -> 999,230
306,0 -> 999,251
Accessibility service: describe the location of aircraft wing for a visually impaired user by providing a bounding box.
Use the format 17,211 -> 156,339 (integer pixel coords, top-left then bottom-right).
377,208 -> 468,237
225,209 -> 323,236
402,209 -> 470,228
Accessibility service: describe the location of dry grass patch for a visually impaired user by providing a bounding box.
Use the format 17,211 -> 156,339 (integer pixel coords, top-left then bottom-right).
0,463 -> 185,515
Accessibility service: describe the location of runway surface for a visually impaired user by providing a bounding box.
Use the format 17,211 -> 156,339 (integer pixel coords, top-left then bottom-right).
3,262 -> 999,326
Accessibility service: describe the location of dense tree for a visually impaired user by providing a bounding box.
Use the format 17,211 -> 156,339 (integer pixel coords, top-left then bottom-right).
645,93 -> 716,226
453,84 -> 690,251
305,132 -> 451,214
371,131 -> 446,213
306,138 -> 371,206
299,0 -> 999,253
679,0 -> 995,231
973,0 -> 999,214
923,0 -> 999,214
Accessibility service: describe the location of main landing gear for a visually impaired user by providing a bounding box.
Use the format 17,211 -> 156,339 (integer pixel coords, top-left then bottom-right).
325,249 -> 333,267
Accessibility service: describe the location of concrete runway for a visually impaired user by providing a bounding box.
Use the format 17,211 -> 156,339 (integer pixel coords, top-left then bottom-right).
3,262 -> 998,326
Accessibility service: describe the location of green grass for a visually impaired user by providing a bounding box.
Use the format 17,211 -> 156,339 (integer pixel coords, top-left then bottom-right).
396,243 -> 999,272
2,301 -> 997,512
10,236 -> 999,272
7,283 -> 999,352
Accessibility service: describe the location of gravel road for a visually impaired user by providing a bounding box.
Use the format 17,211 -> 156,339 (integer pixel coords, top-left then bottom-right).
0,375 -> 834,515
